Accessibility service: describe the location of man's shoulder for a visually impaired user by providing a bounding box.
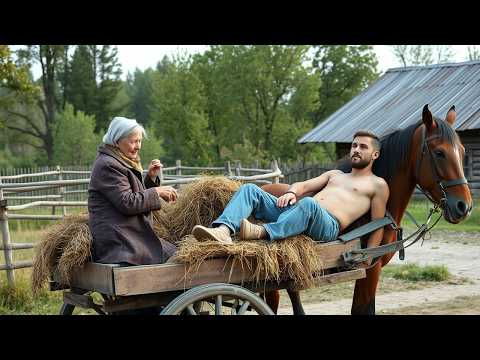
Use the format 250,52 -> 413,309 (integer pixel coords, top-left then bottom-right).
372,175 -> 389,193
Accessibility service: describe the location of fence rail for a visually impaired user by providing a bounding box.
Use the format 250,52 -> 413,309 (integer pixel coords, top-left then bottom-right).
0,160 -> 282,287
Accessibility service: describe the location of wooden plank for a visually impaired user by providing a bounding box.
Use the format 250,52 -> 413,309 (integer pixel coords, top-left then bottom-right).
55,263 -> 118,295
113,240 -> 361,296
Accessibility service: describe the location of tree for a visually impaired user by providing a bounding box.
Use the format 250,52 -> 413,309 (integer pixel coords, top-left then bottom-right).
65,45 -> 97,115
53,103 -> 99,165
1,45 -> 65,164
391,45 -> 455,67
150,54 -> 213,165
467,46 -> 480,61
139,126 -> 165,168
312,45 -> 379,122
125,68 -> 156,126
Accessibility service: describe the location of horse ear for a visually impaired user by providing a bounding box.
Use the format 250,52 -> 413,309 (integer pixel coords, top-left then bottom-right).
422,104 -> 437,131
445,105 -> 456,125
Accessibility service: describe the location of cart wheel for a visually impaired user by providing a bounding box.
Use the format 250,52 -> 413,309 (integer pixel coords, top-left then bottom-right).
160,283 -> 275,315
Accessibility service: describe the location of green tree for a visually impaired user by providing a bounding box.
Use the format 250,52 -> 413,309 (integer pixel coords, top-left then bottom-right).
312,45 -> 379,122
65,45 -> 97,115
1,45 -> 65,164
150,54 -> 213,165
53,103 -> 99,165
139,126 -> 165,168
125,68 -> 156,126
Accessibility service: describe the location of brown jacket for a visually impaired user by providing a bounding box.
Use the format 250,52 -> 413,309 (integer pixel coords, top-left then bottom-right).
88,145 -> 176,265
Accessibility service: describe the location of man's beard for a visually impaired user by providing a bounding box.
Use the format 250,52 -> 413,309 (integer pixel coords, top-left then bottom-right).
350,155 -> 371,169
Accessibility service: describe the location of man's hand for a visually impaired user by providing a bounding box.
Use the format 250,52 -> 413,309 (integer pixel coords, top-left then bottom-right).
155,186 -> 178,202
147,159 -> 163,179
277,192 -> 297,207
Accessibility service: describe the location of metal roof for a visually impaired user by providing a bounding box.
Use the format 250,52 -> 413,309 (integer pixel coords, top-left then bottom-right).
299,60 -> 480,143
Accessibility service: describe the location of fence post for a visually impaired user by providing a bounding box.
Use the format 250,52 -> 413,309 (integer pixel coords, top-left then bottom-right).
271,159 -> 280,184
57,165 -> 67,217
0,177 -> 15,287
235,160 -> 241,176
225,161 -> 232,177
176,160 -> 182,176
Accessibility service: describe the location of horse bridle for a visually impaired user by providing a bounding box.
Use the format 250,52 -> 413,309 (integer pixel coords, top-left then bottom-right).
414,125 -> 468,208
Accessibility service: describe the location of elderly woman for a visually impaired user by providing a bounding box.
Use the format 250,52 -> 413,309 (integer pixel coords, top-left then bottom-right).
88,116 -> 177,266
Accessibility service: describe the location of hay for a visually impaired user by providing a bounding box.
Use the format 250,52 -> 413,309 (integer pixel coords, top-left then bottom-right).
174,233 -> 324,289
31,214 -> 91,295
152,177 -> 241,244
31,176 -> 324,293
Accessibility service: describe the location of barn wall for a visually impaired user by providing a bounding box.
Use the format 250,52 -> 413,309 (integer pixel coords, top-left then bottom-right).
460,130 -> 480,195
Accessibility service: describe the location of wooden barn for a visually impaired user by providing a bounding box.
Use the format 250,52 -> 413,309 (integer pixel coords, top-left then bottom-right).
299,60 -> 480,195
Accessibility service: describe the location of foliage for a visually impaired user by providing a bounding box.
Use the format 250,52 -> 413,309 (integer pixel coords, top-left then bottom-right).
382,263 -> 451,282
391,45 -> 455,67
139,126 -> 165,168
53,104 -> 99,165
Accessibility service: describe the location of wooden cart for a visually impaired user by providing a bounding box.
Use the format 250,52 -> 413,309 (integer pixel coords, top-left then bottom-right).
50,239 -> 365,315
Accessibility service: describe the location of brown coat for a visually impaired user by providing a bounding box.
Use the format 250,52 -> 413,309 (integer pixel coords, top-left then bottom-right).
88,145 -> 177,265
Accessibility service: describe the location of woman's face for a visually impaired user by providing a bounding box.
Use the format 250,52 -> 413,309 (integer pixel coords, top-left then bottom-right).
117,129 -> 142,160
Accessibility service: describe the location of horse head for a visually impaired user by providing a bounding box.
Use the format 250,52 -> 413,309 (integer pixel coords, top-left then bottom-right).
414,104 -> 473,223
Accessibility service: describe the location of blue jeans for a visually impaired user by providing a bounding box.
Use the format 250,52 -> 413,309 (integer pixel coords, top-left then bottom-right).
212,183 -> 340,242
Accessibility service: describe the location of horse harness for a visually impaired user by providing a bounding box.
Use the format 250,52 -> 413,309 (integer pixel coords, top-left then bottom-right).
340,125 -> 468,269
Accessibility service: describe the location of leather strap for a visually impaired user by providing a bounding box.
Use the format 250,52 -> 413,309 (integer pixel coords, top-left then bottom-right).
338,216 -> 394,242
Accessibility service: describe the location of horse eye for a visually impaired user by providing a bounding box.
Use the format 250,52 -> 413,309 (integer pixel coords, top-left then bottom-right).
434,150 -> 446,159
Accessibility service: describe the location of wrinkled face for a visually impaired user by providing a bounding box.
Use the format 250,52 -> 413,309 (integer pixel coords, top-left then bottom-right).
350,136 -> 379,169
117,129 -> 142,160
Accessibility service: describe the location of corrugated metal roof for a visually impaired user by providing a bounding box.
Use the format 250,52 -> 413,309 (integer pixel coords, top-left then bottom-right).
299,60 -> 480,143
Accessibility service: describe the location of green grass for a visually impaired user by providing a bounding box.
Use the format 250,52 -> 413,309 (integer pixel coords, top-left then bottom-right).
382,263 -> 451,282
401,198 -> 480,232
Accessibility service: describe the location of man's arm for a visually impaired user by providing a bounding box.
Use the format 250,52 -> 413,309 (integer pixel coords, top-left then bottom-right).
277,170 -> 343,207
364,179 -> 390,264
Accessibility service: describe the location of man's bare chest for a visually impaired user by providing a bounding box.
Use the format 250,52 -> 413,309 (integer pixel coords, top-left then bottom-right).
326,174 -> 375,197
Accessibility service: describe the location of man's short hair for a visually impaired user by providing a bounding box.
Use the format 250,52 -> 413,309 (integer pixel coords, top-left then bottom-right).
353,130 -> 381,151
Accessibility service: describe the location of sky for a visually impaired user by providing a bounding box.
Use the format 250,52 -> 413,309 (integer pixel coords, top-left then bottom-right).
24,45 -> 477,80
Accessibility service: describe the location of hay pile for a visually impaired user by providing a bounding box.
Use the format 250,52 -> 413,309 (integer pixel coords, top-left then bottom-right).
175,234 -> 322,288
32,177 -> 323,293
31,214 -> 91,295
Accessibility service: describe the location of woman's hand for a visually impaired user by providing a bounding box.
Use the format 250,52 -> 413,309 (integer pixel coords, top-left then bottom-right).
276,192 -> 297,208
147,159 -> 163,179
155,186 -> 178,203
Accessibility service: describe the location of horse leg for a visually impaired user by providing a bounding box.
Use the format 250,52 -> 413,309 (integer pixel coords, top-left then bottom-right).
351,261 -> 382,315
263,290 -> 280,314
287,289 -> 306,315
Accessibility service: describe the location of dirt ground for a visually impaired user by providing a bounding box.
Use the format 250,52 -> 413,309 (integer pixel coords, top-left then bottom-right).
277,230 -> 480,315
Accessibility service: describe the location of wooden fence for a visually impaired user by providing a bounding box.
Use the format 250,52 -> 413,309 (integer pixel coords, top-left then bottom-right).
0,160 -> 282,287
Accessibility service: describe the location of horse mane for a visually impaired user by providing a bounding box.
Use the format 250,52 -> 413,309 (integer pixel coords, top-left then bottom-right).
336,118 -> 460,186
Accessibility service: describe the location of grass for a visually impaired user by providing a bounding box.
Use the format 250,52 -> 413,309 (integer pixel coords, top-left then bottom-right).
401,198 -> 480,232
382,263 -> 451,282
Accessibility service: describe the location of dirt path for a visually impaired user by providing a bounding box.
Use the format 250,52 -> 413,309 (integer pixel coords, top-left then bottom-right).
278,231 -> 480,315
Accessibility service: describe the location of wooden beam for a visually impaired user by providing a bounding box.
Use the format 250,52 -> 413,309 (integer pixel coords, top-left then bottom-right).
112,240 -> 360,296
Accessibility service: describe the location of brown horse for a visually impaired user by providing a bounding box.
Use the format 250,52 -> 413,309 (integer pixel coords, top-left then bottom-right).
261,104 -> 473,315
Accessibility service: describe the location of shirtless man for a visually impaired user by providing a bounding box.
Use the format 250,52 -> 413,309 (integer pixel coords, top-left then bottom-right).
192,131 -> 389,252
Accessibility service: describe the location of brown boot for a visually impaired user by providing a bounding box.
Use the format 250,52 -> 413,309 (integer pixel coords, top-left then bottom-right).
192,225 -> 233,244
239,219 -> 267,240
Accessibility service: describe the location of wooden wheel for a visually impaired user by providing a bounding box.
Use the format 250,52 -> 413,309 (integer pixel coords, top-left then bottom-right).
160,283 -> 275,315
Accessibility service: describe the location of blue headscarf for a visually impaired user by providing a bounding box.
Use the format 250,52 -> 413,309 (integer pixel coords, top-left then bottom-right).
102,117 -> 145,145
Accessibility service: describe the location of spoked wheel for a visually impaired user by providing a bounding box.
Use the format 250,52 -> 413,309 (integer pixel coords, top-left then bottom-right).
160,283 -> 275,315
